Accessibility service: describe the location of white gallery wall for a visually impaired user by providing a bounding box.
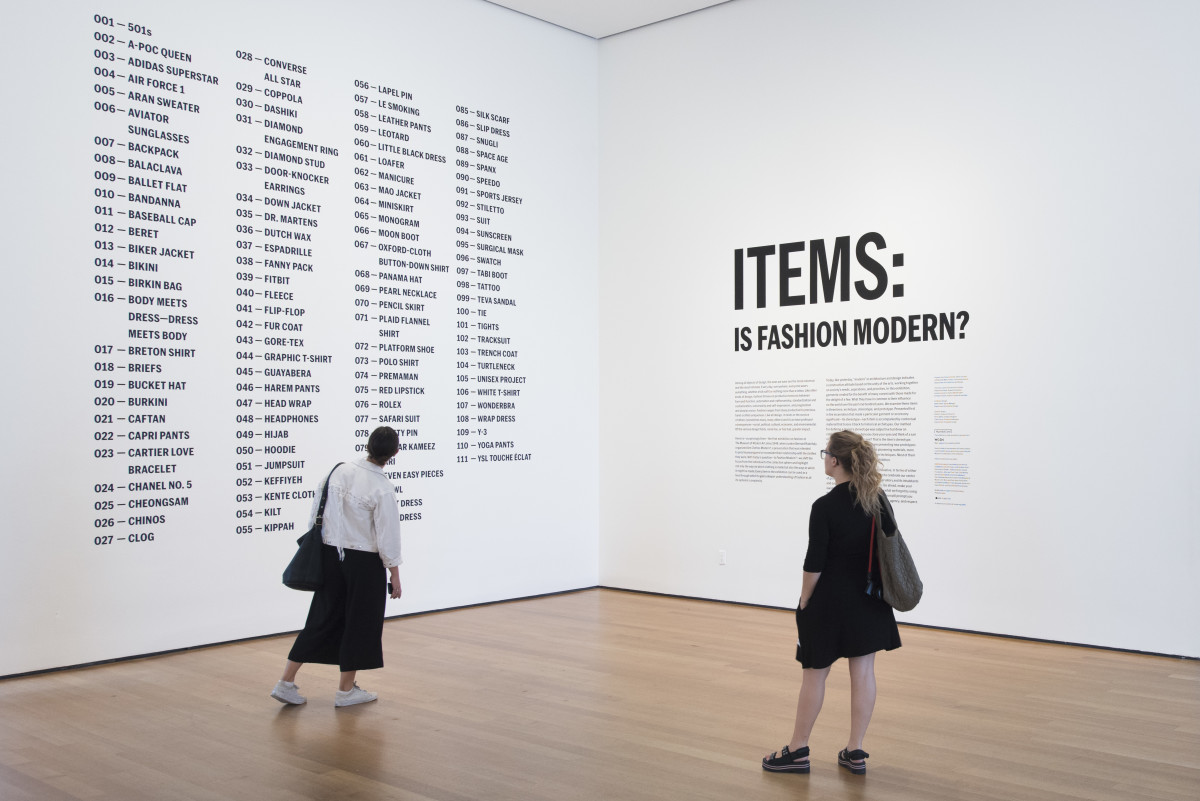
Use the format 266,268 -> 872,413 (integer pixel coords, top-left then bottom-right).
2,0 -> 1197,678
598,0 -> 1200,657
0,0 -> 599,677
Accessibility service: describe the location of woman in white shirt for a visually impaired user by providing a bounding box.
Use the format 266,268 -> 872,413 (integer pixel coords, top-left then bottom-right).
271,427 -> 404,707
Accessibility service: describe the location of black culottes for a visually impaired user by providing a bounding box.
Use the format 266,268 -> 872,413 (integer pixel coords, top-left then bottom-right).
288,545 -> 387,672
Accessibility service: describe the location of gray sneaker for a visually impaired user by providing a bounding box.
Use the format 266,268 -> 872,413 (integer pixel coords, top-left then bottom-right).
334,684 -> 377,707
270,680 -> 307,705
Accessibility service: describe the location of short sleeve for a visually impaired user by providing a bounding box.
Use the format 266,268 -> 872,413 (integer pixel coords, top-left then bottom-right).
803,498 -> 830,572
372,480 -> 403,567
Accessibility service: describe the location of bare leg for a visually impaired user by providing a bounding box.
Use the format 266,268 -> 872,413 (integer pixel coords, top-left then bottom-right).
764,665 -> 832,758
338,670 -> 357,692
281,660 -> 302,683
845,653 -> 877,759
790,666 -> 830,749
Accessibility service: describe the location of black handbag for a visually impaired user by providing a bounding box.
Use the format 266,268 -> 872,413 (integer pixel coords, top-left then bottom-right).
282,463 -> 343,591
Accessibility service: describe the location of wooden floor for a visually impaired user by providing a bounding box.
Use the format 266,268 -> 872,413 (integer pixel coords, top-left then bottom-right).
1,589 -> 1197,800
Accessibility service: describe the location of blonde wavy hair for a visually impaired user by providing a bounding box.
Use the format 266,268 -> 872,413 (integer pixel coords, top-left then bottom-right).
828,430 -> 883,518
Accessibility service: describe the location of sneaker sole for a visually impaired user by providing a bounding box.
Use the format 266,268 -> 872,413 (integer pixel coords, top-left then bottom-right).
334,696 -> 377,707
270,692 -> 305,705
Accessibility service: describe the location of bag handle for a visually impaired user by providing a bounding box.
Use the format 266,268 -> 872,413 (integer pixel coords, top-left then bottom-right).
868,489 -> 894,575
313,462 -> 344,527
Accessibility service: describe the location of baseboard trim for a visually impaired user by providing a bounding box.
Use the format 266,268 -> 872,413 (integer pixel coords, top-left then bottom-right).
381,585 -> 598,622
596,585 -> 1198,661
0,586 -> 598,682
4,583 -> 1191,680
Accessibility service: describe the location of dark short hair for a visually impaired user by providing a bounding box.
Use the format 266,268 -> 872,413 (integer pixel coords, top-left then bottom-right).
367,426 -> 399,462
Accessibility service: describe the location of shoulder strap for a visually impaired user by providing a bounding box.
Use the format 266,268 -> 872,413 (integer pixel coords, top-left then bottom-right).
867,514 -> 876,576
879,490 -> 898,536
313,462 -> 345,526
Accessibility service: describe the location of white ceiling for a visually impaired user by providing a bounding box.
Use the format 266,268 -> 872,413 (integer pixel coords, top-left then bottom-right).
483,0 -> 734,39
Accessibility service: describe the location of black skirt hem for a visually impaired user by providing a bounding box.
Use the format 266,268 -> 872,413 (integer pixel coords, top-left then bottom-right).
794,640 -> 901,671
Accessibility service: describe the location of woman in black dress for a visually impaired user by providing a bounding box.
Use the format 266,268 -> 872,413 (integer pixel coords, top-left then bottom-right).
763,430 -> 901,775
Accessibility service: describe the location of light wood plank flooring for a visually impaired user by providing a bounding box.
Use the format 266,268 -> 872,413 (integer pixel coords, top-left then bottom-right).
1,589 -> 1196,800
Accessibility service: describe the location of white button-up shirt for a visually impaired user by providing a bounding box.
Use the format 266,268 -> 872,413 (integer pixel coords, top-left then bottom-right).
308,459 -> 402,567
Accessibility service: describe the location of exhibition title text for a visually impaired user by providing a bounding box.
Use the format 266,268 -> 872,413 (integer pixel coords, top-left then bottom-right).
732,232 -> 969,351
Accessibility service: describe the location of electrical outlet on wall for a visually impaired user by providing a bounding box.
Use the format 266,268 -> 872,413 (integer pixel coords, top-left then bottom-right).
719,549 -> 727,565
